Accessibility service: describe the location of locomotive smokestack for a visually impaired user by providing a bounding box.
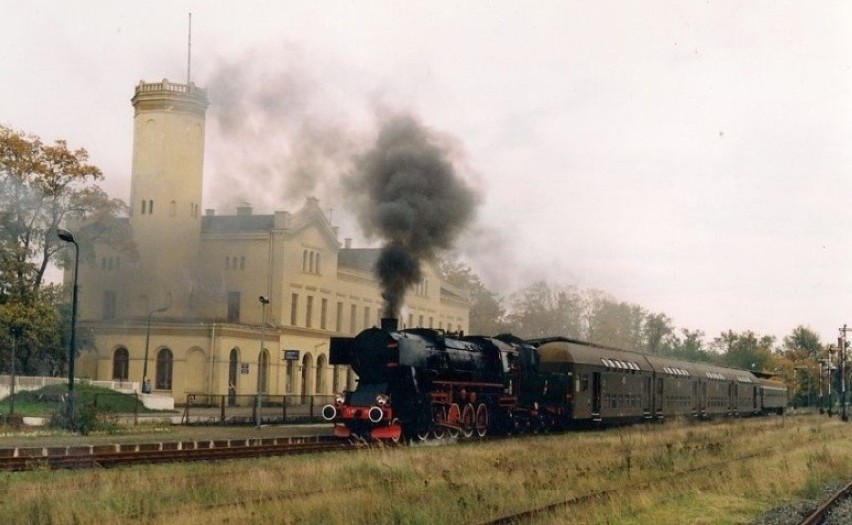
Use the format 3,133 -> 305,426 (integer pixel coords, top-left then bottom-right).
345,114 -> 478,319
381,318 -> 399,332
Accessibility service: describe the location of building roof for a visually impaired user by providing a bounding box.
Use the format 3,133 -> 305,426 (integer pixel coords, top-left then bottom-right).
337,248 -> 380,273
201,214 -> 275,233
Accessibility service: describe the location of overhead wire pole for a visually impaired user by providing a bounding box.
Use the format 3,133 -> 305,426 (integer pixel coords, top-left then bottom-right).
840,325 -> 849,421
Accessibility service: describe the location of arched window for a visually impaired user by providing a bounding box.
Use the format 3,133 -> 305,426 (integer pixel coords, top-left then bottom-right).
155,348 -> 173,390
316,355 -> 327,394
301,354 -> 313,398
309,252 -> 315,273
258,349 -> 269,393
112,347 -> 129,381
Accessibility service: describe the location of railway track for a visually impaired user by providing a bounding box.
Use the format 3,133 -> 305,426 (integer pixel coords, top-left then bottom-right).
475,450 -> 774,525
797,480 -> 852,525
0,437 -> 350,471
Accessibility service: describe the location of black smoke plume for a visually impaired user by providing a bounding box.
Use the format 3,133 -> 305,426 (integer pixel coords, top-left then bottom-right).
345,114 -> 478,319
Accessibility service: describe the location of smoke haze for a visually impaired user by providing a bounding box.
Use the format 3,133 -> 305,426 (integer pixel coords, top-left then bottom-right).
204,44 -> 498,317
344,115 -> 479,318
205,45 -> 364,214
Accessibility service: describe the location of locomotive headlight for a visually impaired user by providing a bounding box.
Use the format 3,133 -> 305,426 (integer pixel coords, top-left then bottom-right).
376,394 -> 389,406
334,393 -> 345,405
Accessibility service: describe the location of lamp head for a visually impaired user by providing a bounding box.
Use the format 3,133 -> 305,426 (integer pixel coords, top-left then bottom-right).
259,295 -> 269,305
57,228 -> 76,243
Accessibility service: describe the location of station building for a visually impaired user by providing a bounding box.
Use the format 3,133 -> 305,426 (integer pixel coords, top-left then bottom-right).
68,78 -> 469,403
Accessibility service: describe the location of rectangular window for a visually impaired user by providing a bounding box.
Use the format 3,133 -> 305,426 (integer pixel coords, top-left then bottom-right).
320,298 -> 328,330
306,296 -> 314,328
290,293 -> 299,326
364,307 -> 370,330
336,302 -> 343,332
419,315 -> 424,327
408,314 -> 413,328
227,292 -> 240,323
103,291 -> 116,320
350,305 -> 357,334
429,317 -> 433,328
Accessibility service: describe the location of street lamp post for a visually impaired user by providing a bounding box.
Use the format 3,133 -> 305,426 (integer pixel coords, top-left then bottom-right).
257,295 -> 269,429
143,303 -> 170,393
56,228 -> 79,427
9,325 -> 22,417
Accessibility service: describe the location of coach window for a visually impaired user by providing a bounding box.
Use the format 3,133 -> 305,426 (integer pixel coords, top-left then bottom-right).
155,348 -> 173,390
112,347 -> 129,381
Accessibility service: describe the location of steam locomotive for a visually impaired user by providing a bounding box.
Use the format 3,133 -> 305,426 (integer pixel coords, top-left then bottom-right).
323,319 -> 787,441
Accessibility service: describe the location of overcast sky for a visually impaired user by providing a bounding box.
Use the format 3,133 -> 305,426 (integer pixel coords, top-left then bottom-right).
3,1 -> 851,345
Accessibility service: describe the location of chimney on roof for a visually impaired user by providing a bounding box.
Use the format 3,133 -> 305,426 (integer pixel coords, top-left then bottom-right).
236,203 -> 252,216
344,238 -> 352,249
205,209 -> 215,216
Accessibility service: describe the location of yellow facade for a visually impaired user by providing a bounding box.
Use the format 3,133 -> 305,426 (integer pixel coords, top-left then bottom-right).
72,79 -> 469,404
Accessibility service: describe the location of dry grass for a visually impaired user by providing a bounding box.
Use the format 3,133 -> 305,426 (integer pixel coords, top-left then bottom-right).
1,415 -> 850,524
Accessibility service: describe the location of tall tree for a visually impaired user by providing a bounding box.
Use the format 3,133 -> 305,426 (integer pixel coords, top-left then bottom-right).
506,281 -> 584,339
712,330 -> 777,372
438,259 -> 508,335
781,325 -> 822,361
669,328 -> 712,362
583,289 -> 645,349
642,312 -> 676,355
0,126 -> 129,374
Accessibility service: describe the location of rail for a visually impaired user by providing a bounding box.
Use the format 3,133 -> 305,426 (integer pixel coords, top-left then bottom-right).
797,479 -> 852,525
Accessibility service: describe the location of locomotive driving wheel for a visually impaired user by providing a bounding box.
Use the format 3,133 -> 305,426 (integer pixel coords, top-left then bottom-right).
432,405 -> 447,440
461,403 -> 475,438
475,403 -> 489,438
447,403 -> 461,438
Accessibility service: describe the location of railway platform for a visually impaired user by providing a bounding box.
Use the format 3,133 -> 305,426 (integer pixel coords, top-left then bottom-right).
0,422 -> 334,461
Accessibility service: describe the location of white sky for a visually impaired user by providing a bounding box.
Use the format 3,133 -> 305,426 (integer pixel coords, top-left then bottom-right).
2,1 -> 851,345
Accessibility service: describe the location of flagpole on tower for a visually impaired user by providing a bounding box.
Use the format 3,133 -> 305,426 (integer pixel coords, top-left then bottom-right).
187,12 -> 192,86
